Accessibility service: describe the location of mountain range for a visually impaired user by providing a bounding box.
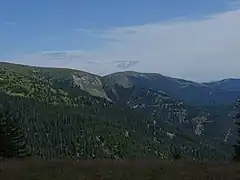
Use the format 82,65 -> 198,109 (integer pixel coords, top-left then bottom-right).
0,61 -> 239,160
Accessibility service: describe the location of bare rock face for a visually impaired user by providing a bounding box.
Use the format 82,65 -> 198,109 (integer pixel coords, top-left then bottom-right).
72,73 -> 109,99
72,73 -> 102,89
177,109 -> 188,124
192,116 -> 208,136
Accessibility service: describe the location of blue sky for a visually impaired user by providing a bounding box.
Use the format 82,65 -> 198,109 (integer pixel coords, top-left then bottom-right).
1,0 -> 240,81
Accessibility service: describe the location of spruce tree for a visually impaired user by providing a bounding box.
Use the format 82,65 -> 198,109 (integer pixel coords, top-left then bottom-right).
0,106 -> 27,159
233,100 -> 240,162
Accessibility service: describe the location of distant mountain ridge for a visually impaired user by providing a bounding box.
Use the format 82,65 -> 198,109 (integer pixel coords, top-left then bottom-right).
104,71 -> 240,106
204,78 -> 240,90
1,61 -> 240,105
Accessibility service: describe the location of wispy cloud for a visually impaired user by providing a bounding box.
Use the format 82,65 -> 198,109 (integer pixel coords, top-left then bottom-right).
228,0 -> 240,9
17,9 -> 240,82
2,21 -> 17,26
18,51 -> 138,75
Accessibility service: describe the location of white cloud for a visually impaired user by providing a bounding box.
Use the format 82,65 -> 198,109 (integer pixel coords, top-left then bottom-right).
2,21 -> 17,26
18,51 -> 139,75
228,0 -> 240,9
18,9 -> 240,82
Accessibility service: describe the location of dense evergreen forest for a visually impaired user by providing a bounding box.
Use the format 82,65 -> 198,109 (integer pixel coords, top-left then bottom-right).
0,92 -> 226,160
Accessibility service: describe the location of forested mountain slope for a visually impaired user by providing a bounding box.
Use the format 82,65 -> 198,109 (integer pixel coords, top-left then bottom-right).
104,71 -> 240,105
0,62 -> 238,160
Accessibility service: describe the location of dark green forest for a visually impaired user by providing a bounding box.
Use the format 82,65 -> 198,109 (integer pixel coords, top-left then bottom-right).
1,92 -> 227,160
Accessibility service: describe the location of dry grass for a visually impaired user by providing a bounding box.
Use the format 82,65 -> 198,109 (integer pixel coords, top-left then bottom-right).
0,159 -> 240,180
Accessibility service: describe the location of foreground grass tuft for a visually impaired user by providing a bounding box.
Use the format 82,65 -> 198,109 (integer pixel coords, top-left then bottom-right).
0,159 -> 240,180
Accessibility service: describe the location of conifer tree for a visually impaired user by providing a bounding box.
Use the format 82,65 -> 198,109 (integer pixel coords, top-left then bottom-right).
0,106 -> 27,158
233,100 -> 240,162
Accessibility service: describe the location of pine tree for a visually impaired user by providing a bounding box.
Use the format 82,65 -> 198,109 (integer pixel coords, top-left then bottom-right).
233,100 -> 240,162
0,106 -> 27,159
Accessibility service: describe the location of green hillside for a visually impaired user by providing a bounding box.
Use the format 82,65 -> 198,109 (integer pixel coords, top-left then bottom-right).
0,62 -> 108,99
104,71 -> 240,105
0,62 -> 238,160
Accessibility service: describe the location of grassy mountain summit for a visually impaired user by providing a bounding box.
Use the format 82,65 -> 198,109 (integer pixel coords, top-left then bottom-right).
204,78 -> 240,90
0,61 -> 238,160
104,71 -> 240,105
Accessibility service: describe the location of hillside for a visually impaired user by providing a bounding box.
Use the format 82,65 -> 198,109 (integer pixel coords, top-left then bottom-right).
1,62 -> 240,106
104,71 -> 240,105
0,61 -> 239,160
204,78 -> 240,90
0,62 -> 108,100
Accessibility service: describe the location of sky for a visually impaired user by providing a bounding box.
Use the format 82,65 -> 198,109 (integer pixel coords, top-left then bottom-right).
0,0 -> 240,82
